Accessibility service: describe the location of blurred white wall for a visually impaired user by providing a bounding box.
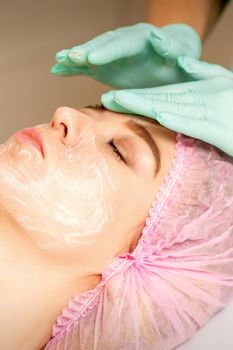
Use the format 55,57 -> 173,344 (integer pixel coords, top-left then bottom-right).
0,0 -> 232,142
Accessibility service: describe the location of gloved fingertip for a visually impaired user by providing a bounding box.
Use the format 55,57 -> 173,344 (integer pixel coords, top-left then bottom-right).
101,91 -> 115,104
149,29 -> 172,54
150,28 -> 166,41
101,92 -> 130,113
51,66 -> 57,75
55,49 -> 69,59
114,90 -> 134,100
51,64 -> 69,76
113,91 -> 149,115
114,92 -> 142,109
55,49 -> 69,64
51,64 -> 62,75
55,57 -> 67,64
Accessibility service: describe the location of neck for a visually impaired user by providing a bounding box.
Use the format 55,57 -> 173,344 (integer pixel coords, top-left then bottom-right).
0,209 -> 100,349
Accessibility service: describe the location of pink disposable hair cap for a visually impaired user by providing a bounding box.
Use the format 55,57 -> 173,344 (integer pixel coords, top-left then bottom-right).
45,133 -> 233,350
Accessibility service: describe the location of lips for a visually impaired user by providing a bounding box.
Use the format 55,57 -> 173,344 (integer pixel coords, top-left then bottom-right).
14,127 -> 45,157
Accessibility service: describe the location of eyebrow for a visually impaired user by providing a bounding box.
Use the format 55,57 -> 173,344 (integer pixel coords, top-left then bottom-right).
124,120 -> 161,176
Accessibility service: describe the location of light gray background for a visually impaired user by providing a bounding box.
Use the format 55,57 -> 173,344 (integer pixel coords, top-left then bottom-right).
0,0 -> 232,142
0,2 -> 233,349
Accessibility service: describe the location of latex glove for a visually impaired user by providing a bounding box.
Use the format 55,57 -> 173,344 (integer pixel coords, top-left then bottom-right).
51,23 -> 201,88
101,57 -> 233,156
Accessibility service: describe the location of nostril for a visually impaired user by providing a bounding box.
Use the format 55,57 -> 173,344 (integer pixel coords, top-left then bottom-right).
62,123 -> 68,137
60,123 -> 68,138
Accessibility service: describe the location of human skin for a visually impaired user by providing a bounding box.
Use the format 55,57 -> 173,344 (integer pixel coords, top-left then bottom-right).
0,106 -> 176,349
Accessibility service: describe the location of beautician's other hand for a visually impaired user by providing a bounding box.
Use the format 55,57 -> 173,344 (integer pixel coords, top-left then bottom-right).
101,57 -> 233,156
51,23 -> 201,88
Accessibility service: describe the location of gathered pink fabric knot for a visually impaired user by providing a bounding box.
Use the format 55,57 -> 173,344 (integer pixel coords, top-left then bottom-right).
119,251 -> 160,268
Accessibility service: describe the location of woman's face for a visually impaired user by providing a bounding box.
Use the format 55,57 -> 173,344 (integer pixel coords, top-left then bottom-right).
0,106 -> 176,270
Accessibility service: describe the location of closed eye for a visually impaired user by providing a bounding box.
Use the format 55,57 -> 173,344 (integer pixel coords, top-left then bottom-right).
108,138 -> 126,163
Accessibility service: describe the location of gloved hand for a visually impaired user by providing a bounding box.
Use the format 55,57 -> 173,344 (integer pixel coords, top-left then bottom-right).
51,23 -> 201,88
101,57 -> 233,156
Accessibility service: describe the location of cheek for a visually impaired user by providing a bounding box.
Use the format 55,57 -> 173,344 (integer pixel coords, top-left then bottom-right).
108,172 -> 155,243
0,134 -> 117,253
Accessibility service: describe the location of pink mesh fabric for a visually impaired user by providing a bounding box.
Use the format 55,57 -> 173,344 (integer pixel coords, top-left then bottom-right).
44,133 -> 233,350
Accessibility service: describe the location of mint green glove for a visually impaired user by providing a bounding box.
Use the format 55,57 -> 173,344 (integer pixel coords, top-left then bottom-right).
101,57 -> 233,156
51,23 -> 201,88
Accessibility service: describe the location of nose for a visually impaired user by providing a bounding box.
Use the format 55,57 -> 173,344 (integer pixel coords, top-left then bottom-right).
50,106 -> 92,146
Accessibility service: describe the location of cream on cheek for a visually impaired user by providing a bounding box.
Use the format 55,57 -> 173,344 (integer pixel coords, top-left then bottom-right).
0,123 -> 117,252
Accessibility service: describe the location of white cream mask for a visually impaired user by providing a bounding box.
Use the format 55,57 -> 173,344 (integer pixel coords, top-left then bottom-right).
0,121 -> 116,252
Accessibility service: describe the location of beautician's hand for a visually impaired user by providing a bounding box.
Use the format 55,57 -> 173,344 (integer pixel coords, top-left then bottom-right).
51,23 -> 201,88
101,57 -> 233,156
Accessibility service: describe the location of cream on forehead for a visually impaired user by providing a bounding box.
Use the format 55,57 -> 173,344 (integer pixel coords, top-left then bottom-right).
0,121 -> 117,252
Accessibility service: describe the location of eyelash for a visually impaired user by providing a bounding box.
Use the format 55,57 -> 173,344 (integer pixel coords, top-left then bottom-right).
108,138 -> 126,164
